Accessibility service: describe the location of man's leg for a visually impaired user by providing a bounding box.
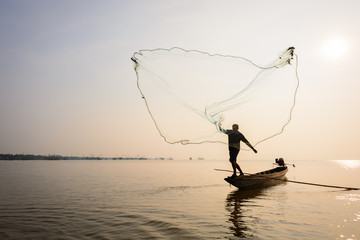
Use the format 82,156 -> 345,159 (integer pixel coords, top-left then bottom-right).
232,149 -> 244,175
236,163 -> 244,175
231,161 -> 237,176
229,148 -> 240,177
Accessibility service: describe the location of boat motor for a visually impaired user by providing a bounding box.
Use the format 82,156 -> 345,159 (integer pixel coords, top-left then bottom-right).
275,158 -> 285,166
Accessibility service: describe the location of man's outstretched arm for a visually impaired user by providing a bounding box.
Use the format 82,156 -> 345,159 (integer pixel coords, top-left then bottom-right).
242,137 -> 258,153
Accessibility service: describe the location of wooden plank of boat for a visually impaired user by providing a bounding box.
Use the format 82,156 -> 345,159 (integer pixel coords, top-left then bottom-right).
224,166 -> 288,189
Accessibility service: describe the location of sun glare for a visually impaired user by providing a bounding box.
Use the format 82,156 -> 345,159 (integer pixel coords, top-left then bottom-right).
334,160 -> 360,169
322,39 -> 348,58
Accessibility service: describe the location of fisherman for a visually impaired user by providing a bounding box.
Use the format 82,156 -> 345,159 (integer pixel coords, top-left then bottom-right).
219,123 -> 257,178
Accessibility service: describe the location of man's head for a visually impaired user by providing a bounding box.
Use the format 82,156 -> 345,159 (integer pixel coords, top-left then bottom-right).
232,124 -> 239,131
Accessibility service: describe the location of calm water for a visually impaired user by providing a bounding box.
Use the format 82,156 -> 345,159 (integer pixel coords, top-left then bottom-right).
0,159 -> 359,239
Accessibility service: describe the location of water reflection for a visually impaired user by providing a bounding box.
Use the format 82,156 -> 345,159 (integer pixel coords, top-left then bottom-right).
225,188 -> 265,238
225,181 -> 287,239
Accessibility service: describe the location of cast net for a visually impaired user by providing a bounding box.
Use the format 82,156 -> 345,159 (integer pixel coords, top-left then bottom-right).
131,47 -> 299,150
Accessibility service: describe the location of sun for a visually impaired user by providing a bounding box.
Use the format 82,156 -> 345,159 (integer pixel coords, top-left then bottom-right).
322,39 -> 348,58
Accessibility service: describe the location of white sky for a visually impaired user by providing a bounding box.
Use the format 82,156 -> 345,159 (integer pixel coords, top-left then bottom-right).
0,0 -> 359,160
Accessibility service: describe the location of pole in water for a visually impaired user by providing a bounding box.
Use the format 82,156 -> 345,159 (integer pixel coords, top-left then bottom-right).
214,168 -> 233,173
280,178 -> 360,191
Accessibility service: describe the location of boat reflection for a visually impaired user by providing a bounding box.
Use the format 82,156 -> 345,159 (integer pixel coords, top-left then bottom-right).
225,181 -> 286,238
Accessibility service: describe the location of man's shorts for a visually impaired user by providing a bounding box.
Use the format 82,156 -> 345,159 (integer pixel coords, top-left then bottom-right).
229,147 -> 240,162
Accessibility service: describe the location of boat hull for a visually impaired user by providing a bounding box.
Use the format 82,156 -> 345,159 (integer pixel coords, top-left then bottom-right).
224,166 -> 288,189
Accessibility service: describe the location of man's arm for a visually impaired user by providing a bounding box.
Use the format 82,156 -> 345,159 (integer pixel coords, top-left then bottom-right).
242,136 -> 257,153
218,123 -> 225,133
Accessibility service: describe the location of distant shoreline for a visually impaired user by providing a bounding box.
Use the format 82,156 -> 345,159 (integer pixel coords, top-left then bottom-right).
0,154 -> 173,161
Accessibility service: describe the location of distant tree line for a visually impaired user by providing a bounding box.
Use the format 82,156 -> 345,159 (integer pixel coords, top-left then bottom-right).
0,154 -> 172,160
0,154 -> 90,160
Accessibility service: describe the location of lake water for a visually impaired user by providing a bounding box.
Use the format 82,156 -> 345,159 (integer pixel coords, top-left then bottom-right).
0,159 -> 359,239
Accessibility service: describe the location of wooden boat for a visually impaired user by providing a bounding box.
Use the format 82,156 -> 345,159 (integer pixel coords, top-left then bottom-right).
224,165 -> 288,189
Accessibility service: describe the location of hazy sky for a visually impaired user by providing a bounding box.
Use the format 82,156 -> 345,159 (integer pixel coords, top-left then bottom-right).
1,0 -> 359,160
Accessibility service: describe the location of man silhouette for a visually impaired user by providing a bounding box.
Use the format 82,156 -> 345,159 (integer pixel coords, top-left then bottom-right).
219,124 -> 257,178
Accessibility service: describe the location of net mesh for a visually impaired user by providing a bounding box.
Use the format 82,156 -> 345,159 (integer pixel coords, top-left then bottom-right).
132,47 -> 299,149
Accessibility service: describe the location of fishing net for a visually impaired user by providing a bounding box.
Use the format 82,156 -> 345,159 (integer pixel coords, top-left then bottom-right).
131,47 -> 299,150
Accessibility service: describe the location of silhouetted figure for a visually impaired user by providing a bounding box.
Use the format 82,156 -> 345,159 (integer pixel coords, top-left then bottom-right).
219,124 -> 257,178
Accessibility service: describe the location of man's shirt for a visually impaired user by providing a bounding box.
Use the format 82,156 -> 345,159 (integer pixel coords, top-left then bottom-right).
223,129 -> 250,149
